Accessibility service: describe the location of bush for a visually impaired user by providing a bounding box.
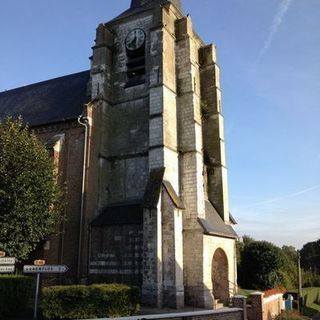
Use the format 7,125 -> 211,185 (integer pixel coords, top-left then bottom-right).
0,275 -> 35,318
41,283 -> 140,319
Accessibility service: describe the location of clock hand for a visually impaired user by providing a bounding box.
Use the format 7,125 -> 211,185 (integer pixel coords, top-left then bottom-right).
130,35 -> 137,47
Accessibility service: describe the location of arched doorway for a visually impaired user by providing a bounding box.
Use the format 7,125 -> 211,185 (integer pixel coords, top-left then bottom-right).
212,248 -> 229,303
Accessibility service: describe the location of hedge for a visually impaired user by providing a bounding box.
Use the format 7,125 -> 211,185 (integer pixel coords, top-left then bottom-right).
41,283 -> 140,319
0,275 -> 35,318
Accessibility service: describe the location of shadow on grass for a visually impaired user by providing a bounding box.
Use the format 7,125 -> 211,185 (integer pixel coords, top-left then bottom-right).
302,305 -> 319,318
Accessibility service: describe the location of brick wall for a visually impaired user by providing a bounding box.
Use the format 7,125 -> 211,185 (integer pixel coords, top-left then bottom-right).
33,121 -> 85,281
246,292 -> 284,320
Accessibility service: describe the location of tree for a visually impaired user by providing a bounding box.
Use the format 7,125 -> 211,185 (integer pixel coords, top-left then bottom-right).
236,235 -> 255,265
238,236 -> 320,290
301,239 -> 320,275
0,118 -> 62,260
300,239 -> 320,287
282,245 -> 298,263
238,240 -> 285,290
279,246 -> 298,289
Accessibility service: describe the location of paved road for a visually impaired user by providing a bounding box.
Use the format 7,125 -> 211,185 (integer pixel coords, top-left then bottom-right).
312,313 -> 320,320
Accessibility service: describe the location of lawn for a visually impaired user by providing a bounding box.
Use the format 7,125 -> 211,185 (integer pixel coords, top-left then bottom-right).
275,310 -> 309,320
301,287 -> 320,317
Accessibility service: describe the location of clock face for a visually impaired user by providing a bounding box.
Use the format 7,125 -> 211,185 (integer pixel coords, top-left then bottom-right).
125,29 -> 145,51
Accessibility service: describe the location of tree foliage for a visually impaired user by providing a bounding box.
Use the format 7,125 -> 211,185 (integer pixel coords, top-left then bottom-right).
238,240 -> 285,290
238,236 -> 320,290
300,239 -> 320,287
237,236 -> 320,290
236,235 -> 254,265
279,246 -> 298,289
301,239 -> 320,275
0,118 -> 62,260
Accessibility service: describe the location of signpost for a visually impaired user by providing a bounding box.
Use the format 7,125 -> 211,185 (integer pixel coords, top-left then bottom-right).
23,265 -> 68,274
0,265 -> 15,273
23,261 -> 68,319
0,252 -> 16,274
0,257 -> 16,265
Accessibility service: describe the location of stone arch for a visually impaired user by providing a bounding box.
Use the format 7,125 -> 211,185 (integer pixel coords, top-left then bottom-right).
212,248 -> 229,303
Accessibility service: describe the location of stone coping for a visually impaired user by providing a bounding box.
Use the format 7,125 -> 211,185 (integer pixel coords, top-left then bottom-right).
83,308 -> 242,320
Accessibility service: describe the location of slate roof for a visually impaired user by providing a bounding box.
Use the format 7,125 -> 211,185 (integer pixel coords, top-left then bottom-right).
108,0 -> 183,25
143,168 -> 165,208
0,71 -> 90,127
92,168 -> 186,227
162,180 -> 185,209
199,200 -> 238,239
91,202 -> 143,227
130,0 -> 182,11
229,213 -> 237,225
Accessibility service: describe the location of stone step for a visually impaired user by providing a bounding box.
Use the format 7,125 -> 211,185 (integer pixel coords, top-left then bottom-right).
214,299 -> 225,310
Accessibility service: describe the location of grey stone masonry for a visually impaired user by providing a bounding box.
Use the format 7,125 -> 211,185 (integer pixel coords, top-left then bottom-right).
200,45 -> 230,223
175,15 -> 207,307
86,0 -> 237,310
142,207 -> 163,307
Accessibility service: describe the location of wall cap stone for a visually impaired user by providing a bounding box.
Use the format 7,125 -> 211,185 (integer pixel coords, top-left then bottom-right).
250,291 -> 264,295
90,308 -> 243,320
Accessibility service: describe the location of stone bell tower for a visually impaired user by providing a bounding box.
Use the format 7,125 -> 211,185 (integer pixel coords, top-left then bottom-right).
83,0 -> 237,309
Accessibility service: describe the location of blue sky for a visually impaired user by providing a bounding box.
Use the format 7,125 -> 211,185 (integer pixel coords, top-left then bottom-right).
0,0 -> 319,248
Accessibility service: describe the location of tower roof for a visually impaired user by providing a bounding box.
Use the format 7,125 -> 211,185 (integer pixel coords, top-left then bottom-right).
107,0 -> 183,25
130,0 -> 182,12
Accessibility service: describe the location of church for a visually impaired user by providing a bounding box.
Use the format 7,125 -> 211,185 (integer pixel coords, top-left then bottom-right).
0,0 -> 238,309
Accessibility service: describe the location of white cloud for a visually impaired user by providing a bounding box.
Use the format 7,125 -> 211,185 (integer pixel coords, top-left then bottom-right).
233,185 -> 320,248
256,0 -> 293,63
234,185 -> 320,210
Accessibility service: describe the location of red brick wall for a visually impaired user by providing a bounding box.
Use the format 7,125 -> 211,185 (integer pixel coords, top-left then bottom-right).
246,292 -> 284,320
32,121 -> 85,282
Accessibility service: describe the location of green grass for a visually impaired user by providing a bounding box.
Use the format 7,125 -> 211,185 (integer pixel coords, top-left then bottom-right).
302,287 -> 320,317
275,311 -> 309,320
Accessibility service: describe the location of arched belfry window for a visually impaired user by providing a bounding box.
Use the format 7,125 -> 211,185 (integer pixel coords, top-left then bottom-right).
125,28 -> 146,87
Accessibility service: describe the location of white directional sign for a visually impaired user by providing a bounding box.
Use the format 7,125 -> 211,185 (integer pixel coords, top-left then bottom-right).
0,257 -> 16,265
23,265 -> 68,274
0,265 -> 15,273
23,264 -> 69,319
